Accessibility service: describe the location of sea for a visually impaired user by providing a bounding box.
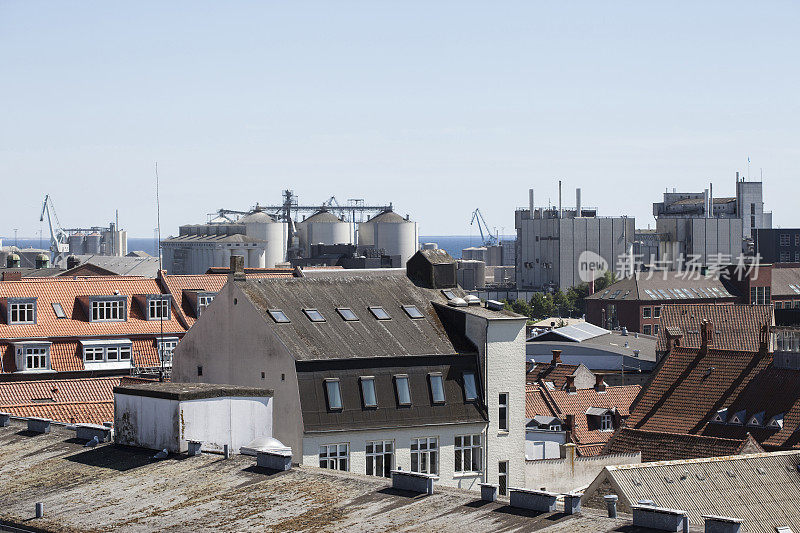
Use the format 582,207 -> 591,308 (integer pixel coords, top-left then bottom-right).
2,235 -> 515,260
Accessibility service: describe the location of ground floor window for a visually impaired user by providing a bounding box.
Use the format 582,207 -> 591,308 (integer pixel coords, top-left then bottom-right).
319,443 -> 349,471
498,461 -> 508,495
454,434 -> 482,474
366,440 -> 393,478
411,437 -> 438,475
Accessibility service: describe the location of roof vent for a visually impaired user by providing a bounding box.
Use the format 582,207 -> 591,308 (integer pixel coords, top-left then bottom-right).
448,297 -> 468,307
621,327 -> 628,336
486,300 -> 504,311
464,295 -> 480,306
633,350 -> 640,358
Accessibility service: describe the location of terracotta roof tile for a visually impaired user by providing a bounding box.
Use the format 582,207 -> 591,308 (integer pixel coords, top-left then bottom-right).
655,303 -> 772,352
1,338 -> 164,373
527,362 -> 580,388
603,427 -> 764,461
0,276 -> 185,339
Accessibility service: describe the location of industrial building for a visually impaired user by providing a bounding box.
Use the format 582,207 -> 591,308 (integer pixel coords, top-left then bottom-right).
651,173 -> 771,267
163,191 -> 418,275
753,228 -> 800,263
515,186 -> 636,291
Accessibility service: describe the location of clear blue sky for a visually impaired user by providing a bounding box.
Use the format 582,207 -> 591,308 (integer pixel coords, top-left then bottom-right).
2,1 -> 798,239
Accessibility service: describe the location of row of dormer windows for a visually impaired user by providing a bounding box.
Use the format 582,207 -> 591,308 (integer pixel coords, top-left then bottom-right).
2,295 -> 172,325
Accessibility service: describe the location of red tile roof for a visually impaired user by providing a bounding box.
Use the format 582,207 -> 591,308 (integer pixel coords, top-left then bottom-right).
0,376 -> 136,424
525,382 -> 641,456
655,304 -> 772,353
603,427 -> 764,462
1,338 -> 164,373
0,276 -> 185,339
527,362 -> 581,388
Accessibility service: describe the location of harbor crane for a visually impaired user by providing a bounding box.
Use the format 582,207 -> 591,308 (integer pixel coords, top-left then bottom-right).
470,208 -> 498,246
39,195 -> 70,266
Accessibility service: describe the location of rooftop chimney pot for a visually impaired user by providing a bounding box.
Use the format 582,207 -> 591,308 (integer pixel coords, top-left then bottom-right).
595,374 -> 607,392
551,350 -> 562,365
565,375 -> 576,393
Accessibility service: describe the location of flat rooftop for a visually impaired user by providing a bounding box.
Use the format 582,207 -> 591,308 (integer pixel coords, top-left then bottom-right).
113,382 -> 274,401
0,419 -> 646,532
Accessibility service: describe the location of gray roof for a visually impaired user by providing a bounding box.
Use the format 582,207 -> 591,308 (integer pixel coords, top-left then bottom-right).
586,272 -> 736,302
238,211 -> 276,224
114,382 -> 273,401
366,209 -> 408,223
301,209 -> 343,223
528,322 -> 609,342
585,450 -> 800,533
67,255 -> 162,277
238,274 -> 470,361
163,234 -> 259,244
0,419 -> 636,532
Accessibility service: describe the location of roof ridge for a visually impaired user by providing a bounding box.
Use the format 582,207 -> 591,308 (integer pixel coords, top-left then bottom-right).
604,447 -> 800,471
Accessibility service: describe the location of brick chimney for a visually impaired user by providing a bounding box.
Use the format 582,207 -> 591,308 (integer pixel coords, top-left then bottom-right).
551,350 -> 562,365
700,319 -> 714,349
228,255 -> 246,282
2,271 -> 22,281
594,374 -> 607,392
564,414 -> 575,442
565,375 -> 577,393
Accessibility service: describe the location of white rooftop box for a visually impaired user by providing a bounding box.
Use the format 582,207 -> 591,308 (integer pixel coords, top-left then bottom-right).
114,382 -> 274,454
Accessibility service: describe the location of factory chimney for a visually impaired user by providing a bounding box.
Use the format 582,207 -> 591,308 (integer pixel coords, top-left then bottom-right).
575,188 -> 582,217
558,180 -> 562,219
704,188 -> 709,218
529,188 -> 534,215
709,182 -> 713,218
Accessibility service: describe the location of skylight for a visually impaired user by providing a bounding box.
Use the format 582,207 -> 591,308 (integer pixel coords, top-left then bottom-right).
429,373 -> 445,404
336,307 -> 359,321
268,309 -> 290,323
402,305 -> 424,319
369,306 -> 391,320
360,377 -> 377,408
463,372 -> 478,401
395,375 -> 411,405
442,289 -> 456,300
51,302 -> 66,319
324,379 -> 342,410
303,309 -> 326,322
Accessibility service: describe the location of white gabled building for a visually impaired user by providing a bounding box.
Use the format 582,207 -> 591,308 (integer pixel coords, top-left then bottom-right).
172,250 -> 527,493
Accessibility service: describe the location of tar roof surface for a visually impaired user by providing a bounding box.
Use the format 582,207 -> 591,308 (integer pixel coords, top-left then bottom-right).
238,274 -> 470,361
0,420 -> 636,532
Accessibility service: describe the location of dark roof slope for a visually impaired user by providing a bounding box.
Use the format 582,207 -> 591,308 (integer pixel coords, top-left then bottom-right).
527,362 -> 583,388
771,266 -> 800,297
655,304 -> 772,352
586,272 -> 737,302
238,274 -> 470,361
603,427 -> 764,462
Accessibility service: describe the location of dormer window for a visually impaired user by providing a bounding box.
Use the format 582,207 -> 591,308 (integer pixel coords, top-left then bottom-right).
463,372 -> 478,402
13,341 -> 52,373
601,413 -> 613,431
768,414 -> 784,429
90,297 -> 126,322
728,410 -> 746,426
147,296 -> 171,321
586,407 -> 614,431
711,408 -> 728,424
429,373 -> 445,404
360,376 -> 377,408
747,411 -> 765,427
197,293 -> 215,317
7,298 -> 37,325
395,375 -> 411,406
81,339 -> 133,369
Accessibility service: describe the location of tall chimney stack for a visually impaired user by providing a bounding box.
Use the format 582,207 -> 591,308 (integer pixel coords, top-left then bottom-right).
558,180 -> 563,219
709,182 -> 713,217
576,188 -> 582,217
551,350 -> 562,365
529,188 -> 535,215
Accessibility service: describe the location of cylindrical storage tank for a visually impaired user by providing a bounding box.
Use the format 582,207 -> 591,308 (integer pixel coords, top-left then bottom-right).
365,210 -> 419,266
296,209 -> 353,256
68,234 -> 85,255
240,210 -> 286,268
85,233 -> 101,254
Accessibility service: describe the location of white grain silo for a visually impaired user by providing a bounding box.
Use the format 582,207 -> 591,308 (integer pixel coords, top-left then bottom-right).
296,209 -> 353,256
358,209 -> 419,265
240,210 -> 288,268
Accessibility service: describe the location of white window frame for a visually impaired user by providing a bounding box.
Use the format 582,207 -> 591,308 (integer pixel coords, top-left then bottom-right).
366,440 -> 393,478
157,338 -> 178,364
463,372 -> 478,401
197,294 -> 214,317
454,434 -> 482,474
395,374 -> 412,406
8,299 -> 36,324
325,378 -> 343,411
82,341 -> 134,367
498,392 -> 509,431
429,373 -> 446,404
410,437 -> 438,475
319,443 -> 349,471
25,346 -> 48,370
601,413 -> 614,431
498,461 -> 509,496
549,424 -> 561,431
91,298 -> 125,322
360,376 -> 377,408
148,297 -> 170,320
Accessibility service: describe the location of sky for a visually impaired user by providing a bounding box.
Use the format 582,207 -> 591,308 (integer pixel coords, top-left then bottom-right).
1,1 -> 798,239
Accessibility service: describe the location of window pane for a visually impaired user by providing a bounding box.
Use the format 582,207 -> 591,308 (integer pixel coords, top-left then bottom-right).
361,378 -> 377,407
402,305 -> 424,319
268,310 -> 290,323
430,375 -> 445,403
337,308 -> 358,321
463,373 -> 477,401
454,449 -> 462,472
369,306 -> 391,320
396,376 -> 411,405
304,309 -> 325,322
325,381 -> 342,410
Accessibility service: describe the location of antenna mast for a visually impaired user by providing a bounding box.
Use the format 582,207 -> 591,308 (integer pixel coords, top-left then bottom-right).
155,162 -> 165,382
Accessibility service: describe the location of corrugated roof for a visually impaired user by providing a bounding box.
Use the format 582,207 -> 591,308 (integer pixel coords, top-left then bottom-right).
237,274 -> 469,361
586,272 -> 737,302
655,304 -> 772,352
528,322 -> 609,342
592,450 -> 800,533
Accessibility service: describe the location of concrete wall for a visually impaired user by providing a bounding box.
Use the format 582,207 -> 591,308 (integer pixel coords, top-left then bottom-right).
115,393 -> 179,451
525,430 -> 565,460
180,396 -> 273,453
464,313 -> 527,492
171,281 -> 306,458
525,450 -> 641,493
302,422 -> 487,491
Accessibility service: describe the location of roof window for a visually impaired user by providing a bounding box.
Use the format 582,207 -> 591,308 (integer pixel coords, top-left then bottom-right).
51,302 -> 66,319
442,289 -> 456,300
360,376 -> 377,408
268,309 -> 290,323
324,378 -> 342,410
369,306 -> 391,320
336,307 -> 358,321
429,373 -> 445,404
463,372 -> 478,402
394,374 -> 411,406
303,309 -> 326,322
402,305 -> 424,319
